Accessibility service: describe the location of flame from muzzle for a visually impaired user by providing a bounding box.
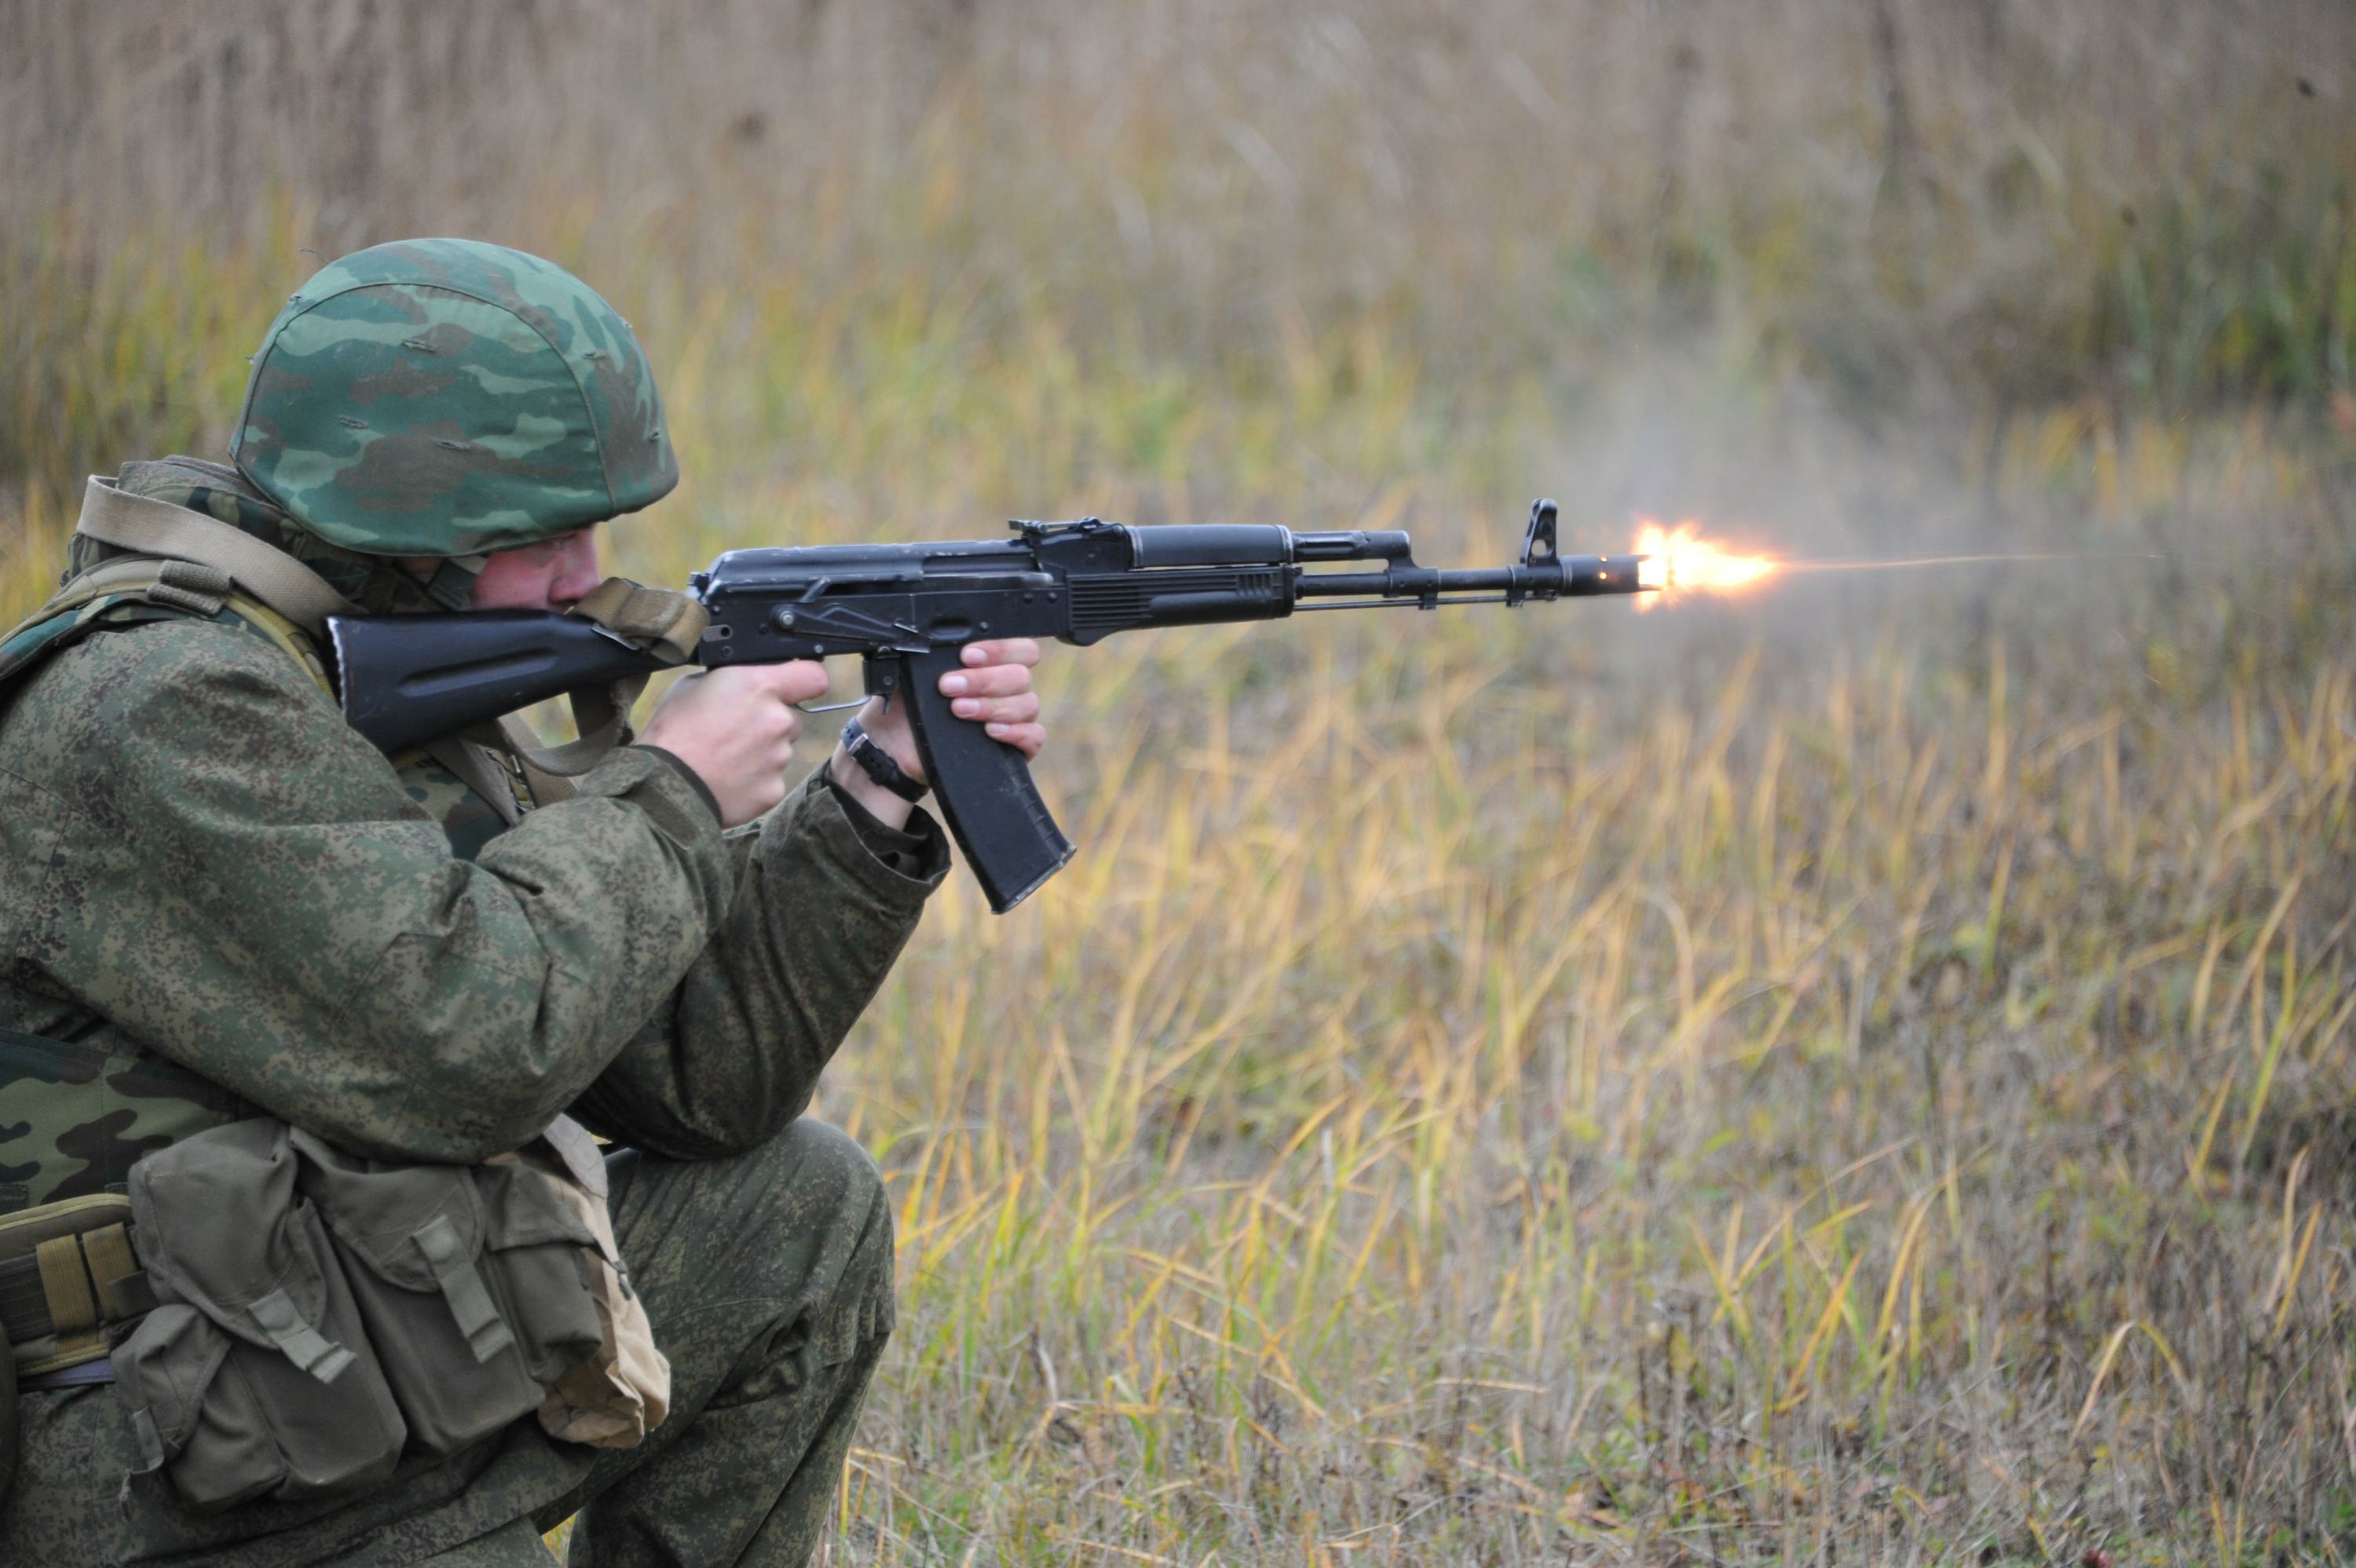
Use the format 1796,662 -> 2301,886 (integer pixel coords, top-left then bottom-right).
1632,519 -> 1779,608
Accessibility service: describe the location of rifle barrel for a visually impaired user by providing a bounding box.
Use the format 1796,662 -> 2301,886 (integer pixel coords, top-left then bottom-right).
1293,553 -> 1646,602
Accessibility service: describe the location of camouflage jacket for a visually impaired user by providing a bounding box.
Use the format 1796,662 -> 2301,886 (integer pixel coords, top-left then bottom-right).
0,463 -> 949,1213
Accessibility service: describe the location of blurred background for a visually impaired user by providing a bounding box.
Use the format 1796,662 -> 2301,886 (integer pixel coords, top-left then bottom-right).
6,2 -> 2356,1561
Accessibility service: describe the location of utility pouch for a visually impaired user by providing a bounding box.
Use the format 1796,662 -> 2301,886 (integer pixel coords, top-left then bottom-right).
287,1126 -> 606,1457
111,1120 -> 405,1513
0,1192 -> 147,1382
104,1114 -> 664,1513
507,1117 -> 670,1448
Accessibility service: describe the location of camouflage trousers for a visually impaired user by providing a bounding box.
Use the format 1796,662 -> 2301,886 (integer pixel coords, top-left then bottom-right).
0,1118 -> 896,1567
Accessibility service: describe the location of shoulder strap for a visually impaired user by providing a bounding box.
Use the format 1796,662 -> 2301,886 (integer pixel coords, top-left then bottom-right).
71,477 -> 357,633
425,736 -> 531,824
218,594 -> 335,696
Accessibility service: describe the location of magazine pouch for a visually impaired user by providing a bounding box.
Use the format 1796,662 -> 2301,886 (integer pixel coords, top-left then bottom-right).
111,1119 -> 404,1513
287,1126 -> 605,1458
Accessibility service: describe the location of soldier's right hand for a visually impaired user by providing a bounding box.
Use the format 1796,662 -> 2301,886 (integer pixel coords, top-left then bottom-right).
638,661 -> 830,826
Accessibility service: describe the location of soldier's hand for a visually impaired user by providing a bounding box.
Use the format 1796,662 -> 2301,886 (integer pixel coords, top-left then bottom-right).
834,640 -> 1046,829
640,661 -> 829,827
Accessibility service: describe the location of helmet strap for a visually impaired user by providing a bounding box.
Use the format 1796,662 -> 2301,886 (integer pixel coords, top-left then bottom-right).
419,554 -> 490,611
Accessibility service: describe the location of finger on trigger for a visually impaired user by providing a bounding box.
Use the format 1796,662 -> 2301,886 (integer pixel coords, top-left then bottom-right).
771,660 -> 830,704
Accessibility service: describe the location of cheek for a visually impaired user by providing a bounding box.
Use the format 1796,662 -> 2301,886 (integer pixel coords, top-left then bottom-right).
553,535 -> 606,597
467,554 -> 558,610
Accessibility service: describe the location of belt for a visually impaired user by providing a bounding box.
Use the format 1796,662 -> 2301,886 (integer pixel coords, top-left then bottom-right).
0,1197 -> 157,1391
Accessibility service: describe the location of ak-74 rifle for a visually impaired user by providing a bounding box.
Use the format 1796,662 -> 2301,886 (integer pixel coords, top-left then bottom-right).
329,500 -> 1652,912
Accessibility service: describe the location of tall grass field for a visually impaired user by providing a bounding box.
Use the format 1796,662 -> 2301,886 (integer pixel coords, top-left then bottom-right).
6,3 -> 2356,1561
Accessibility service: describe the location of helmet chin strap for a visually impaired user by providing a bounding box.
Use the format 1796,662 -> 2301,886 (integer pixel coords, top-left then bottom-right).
416,554 -> 490,611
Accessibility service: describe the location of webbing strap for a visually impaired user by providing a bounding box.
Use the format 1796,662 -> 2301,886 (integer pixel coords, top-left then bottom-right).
79,1223 -> 140,1313
570,577 -> 709,662
491,694 -> 634,784
248,1287 -> 355,1384
485,576 -> 708,780
33,1235 -> 97,1339
426,736 -> 527,827
414,1214 -> 516,1364
130,1405 -> 167,1472
496,718 -> 580,806
73,476 -> 358,632
57,556 -> 230,609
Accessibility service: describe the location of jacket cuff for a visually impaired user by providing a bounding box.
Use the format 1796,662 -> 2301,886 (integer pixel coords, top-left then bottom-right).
803,769 -> 952,892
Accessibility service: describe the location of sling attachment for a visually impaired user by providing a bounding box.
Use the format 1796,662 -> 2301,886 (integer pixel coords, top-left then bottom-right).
492,577 -> 711,784
571,578 -> 709,664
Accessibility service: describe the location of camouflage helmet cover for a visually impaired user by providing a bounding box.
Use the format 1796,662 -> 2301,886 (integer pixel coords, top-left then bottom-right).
230,239 -> 679,557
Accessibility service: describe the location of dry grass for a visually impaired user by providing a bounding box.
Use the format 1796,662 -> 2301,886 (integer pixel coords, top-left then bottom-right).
7,5 -> 2356,1563
6,0 -> 2355,459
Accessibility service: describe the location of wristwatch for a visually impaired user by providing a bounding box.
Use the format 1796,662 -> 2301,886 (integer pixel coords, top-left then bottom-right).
839,717 -> 929,802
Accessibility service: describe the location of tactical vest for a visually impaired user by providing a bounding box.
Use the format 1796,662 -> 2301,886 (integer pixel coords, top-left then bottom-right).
0,480 -> 551,1220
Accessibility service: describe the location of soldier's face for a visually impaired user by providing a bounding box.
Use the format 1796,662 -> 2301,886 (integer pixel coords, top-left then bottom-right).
465,527 -> 605,611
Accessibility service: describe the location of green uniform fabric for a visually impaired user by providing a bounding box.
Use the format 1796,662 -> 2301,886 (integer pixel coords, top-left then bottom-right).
1,612 -> 735,1170
232,239 -> 679,559
0,475 -> 950,1561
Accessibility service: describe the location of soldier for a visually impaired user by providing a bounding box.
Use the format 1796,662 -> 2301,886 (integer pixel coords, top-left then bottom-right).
0,239 -> 1044,1563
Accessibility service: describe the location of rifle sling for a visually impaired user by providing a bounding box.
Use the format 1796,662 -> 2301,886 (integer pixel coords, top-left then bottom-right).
71,477 -> 358,633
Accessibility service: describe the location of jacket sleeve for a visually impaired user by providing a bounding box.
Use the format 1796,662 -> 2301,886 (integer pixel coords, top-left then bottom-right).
15,618 -> 738,1163
565,768 -> 949,1157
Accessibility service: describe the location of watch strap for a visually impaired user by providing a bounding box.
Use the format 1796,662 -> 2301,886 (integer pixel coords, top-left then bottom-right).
840,717 -> 930,802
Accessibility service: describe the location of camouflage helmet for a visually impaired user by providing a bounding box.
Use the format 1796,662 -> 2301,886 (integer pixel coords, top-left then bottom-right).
229,238 -> 679,560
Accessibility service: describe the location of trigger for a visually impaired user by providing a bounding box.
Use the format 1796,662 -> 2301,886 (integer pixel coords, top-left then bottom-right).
862,652 -> 903,709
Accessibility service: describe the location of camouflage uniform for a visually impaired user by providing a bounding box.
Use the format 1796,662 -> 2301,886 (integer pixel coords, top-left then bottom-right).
0,245 -> 949,1564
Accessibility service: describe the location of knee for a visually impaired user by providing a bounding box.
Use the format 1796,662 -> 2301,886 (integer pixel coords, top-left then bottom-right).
756,1119 -> 894,1305
763,1119 -> 887,1236
723,1120 -> 894,1370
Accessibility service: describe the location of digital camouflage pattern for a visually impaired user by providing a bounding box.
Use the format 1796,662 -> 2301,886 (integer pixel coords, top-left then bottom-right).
0,471 -> 949,1562
231,239 -> 679,559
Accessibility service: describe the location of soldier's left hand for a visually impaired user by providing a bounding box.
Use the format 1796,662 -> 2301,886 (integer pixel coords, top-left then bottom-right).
862,638 -> 1046,784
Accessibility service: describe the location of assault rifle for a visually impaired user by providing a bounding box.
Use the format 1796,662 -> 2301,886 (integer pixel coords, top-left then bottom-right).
330,501 -> 1652,911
